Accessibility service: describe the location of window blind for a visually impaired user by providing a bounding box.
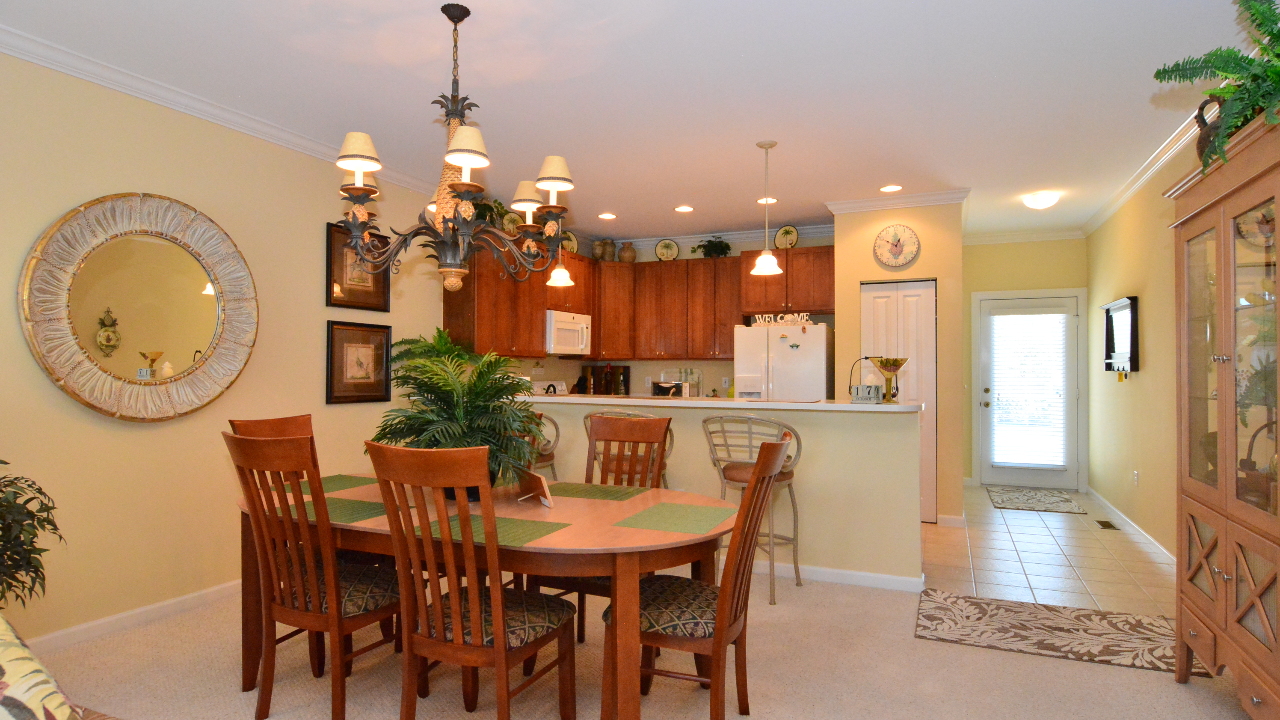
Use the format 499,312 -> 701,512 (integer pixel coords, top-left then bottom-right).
990,313 -> 1068,468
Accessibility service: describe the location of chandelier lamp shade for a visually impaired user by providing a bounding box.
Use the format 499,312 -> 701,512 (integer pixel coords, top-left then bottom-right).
751,140 -> 783,276
331,3 -> 574,292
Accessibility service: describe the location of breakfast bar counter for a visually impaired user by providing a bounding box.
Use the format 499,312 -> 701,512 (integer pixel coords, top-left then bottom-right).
524,394 -> 924,591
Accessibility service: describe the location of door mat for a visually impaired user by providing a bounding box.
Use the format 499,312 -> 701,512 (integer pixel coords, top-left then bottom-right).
614,503 -> 736,535
986,486 -> 1086,514
915,588 -> 1207,675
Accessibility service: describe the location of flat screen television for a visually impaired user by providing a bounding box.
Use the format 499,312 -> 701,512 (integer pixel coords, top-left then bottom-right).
1101,296 -> 1138,372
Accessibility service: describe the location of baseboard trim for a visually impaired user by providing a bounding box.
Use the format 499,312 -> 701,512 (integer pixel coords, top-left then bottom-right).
1084,488 -> 1175,562
752,559 -> 924,593
936,514 -> 966,528
27,580 -> 240,656
963,476 -> 978,487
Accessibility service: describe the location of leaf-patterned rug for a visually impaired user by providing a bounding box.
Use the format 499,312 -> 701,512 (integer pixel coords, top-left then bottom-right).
985,485 -> 1086,514
915,589 -> 1208,675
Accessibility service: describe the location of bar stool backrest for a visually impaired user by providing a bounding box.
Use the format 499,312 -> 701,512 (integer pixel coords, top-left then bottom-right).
702,415 -> 801,474
534,412 -> 560,457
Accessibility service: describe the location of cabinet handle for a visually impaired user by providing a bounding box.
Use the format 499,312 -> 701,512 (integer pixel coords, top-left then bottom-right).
1189,629 -> 1198,637
1212,566 -> 1222,575
1223,572 -> 1234,581
1253,697 -> 1263,706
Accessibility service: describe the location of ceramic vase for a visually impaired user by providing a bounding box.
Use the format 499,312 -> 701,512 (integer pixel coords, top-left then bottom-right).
601,238 -> 617,262
618,241 -> 636,263
592,240 -> 607,260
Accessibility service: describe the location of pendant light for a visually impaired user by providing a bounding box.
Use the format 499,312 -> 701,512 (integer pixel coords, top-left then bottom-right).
751,140 -> 783,276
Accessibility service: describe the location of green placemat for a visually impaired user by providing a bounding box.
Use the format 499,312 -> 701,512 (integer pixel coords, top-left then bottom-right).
429,516 -> 570,548
614,503 -> 736,535
301,498 -> 386,524
302,474 -> 378,494
549,483 -> 650,501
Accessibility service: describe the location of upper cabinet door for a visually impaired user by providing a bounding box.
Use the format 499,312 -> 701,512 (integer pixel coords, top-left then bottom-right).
739,249 -> 788,314
1180,209 -> 1228,510
633,261 -> 664,359
511,266 -> 547,358
687,259 -> 717,359
1226,177 -> 1280,537
546,251 -> 594,316
596,261 -> 635,359
471,250 -> 518,355
786,246 -> 835,314
660,260 -> 690,358
713,256 -> 741,358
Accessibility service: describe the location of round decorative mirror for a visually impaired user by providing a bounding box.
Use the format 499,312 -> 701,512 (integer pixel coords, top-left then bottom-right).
20,193 -> 258,421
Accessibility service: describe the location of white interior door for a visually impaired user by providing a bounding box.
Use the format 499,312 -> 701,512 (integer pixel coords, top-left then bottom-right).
861,281 -> 938,522
977,297 -> 1080,489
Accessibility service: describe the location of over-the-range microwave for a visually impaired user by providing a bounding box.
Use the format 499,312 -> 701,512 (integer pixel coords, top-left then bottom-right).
546,310 -> 592,355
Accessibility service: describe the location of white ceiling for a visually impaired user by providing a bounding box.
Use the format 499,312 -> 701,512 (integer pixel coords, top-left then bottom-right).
0,1 -> 1247,239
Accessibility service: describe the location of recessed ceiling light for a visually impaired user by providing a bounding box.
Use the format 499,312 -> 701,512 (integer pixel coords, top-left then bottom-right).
1022,191 -> 1062,210
427,202 -> 438,212
757,197 -> 777,205
675,205 -> 693,213
598,213 -> 616,220
880,185 -> 902,193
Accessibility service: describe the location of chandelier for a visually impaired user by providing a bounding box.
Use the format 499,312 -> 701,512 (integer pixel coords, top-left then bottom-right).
332,3 -> 574,292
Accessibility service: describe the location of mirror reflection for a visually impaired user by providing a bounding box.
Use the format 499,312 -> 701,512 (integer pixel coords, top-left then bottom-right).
69,234 -> 219,381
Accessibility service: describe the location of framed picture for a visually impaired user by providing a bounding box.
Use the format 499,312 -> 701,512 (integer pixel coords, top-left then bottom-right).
326,222 -> 391,312
326,321 -> 391,404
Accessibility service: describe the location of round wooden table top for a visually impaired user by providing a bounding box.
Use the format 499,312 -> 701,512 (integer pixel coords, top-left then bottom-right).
267,475 -> 739,555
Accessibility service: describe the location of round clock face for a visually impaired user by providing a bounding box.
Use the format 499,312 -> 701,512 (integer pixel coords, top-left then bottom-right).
655,239 -> 680,261
873,225 -> 920,267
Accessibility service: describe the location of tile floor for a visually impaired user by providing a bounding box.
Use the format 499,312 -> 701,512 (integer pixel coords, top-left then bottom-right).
923,486 -> 1177,617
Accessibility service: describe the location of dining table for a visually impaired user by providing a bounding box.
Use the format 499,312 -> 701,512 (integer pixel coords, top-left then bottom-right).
239,474 -> 739,720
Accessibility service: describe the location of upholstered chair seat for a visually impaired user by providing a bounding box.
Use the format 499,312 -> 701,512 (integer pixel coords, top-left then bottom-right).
603,574 -> 720,638
438,588 -> 576,648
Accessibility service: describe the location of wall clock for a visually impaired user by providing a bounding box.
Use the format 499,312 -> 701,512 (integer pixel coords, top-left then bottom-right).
873,224 -> 920,267
655,239 -> 680,261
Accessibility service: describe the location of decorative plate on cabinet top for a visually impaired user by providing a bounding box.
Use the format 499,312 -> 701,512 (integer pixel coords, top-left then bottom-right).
1235,202 -> 1276,248
501,211 -> 522,235
655,239 -> 680,260
774,225 -> 799,249
560,230 -> 579,254
873,224 -> 920,267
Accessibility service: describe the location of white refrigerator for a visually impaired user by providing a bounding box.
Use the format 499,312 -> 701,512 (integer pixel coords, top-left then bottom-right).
733,324 -> 832,402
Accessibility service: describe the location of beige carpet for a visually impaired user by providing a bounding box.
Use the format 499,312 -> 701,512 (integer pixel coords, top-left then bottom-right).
986,486 -> 1087,514
43,580 -> 1245,720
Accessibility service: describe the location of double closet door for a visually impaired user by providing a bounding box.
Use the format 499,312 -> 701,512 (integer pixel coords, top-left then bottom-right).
861,281 -> 938,522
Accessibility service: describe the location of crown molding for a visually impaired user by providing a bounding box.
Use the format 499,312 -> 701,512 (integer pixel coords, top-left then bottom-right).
825,189 -> 971,215
963,228 -> 1086,245
0,24 -> 436,194
615,224 -> 835,250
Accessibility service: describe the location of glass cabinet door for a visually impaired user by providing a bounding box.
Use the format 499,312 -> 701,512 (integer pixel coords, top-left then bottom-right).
1186,225 -> 1221,505
1231,196 -> 1279,532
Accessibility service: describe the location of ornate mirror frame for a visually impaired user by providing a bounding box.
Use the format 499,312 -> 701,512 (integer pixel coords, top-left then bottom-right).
20,193 -> 258,422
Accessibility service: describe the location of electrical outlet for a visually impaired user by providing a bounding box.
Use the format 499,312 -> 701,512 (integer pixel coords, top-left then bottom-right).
722,377 -> 730,388
644,376 -> 652,390
1132,470 -> 1139,487
531,367 -> 545,376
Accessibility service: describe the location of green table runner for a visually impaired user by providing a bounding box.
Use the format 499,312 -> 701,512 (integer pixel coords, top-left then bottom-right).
549,483 -> 650,501
614,503 -> 736,535
302,474 -> 378,494
429,515 -> 570,548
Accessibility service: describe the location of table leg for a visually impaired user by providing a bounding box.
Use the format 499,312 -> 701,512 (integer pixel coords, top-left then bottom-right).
608,552 -> 641,720
692,542 -> 716,688
241,514 -> 262,692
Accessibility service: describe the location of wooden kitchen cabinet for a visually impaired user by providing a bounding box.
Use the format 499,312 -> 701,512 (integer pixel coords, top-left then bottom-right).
687,257 -> 741,359
443,250 -> 546,357
786,246 -> 836,313
739,249 -> 788,314
546,251 -> 595,316
634,260 -> 688,359
594,261 -> 635,360
714,256 -> 742,358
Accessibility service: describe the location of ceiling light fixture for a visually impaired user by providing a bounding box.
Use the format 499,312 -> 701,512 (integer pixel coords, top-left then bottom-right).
880,185 -> 902,193
598,213 -> 616,220
675,205 -> 694,213
332,4 -> 574,291
757,197 -> 777,205
751,141 -> 783,276
1022,191 -> 1062,210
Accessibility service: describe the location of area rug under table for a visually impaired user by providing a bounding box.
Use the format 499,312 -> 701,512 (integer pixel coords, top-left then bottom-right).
915,589 -> 1207,675
985,485 -> 1086,514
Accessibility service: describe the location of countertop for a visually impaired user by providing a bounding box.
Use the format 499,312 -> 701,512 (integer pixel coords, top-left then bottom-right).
519,394 -> 921,413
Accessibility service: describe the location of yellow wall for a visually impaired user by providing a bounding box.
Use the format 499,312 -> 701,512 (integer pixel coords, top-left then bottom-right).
0,54 -> 442,637
960,238 -> 1090,478
1085,144 -> 1199,552
833,203 -> 966,519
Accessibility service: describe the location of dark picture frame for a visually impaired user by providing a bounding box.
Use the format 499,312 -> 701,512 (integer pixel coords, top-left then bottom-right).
326,320 -> 391,404
1101,296 -> 1139,373
326,222 -> 391,312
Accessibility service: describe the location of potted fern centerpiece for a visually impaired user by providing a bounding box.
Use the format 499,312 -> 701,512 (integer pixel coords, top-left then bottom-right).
373,331 -> 542,500
1155,0 -> 1280,167
0,460 -> 63,608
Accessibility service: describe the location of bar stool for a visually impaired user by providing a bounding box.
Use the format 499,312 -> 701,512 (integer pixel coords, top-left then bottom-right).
583,409 -> 675,488
532,412 -> 561,481
702,415 -> 802,604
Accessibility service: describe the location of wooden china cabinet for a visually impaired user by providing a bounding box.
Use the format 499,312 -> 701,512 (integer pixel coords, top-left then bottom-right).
1172,117 -> 1280,718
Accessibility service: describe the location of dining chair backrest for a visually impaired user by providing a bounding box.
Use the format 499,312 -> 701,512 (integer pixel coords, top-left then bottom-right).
229,414 -> 319,468
716,433 -> 791,629
365,442 -> 508,651
583,410 -> 675,458
702,415 -> 801,474
223,432 -> 340,618
584,414 -> 671,488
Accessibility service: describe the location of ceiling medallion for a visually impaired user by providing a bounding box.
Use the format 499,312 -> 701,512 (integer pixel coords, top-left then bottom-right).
333,4 -> 575,292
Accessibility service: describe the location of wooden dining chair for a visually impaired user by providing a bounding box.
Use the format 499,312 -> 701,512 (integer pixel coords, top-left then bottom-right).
601,434 -> 791,720
582,410 -> 674,488
527,414 -> 671,647
223,432 -> 400,720
365,442 -> 577,720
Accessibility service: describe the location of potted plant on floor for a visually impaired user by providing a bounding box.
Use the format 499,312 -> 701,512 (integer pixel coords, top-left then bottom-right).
372,334 -> 542,499
0,460 -> 63,608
